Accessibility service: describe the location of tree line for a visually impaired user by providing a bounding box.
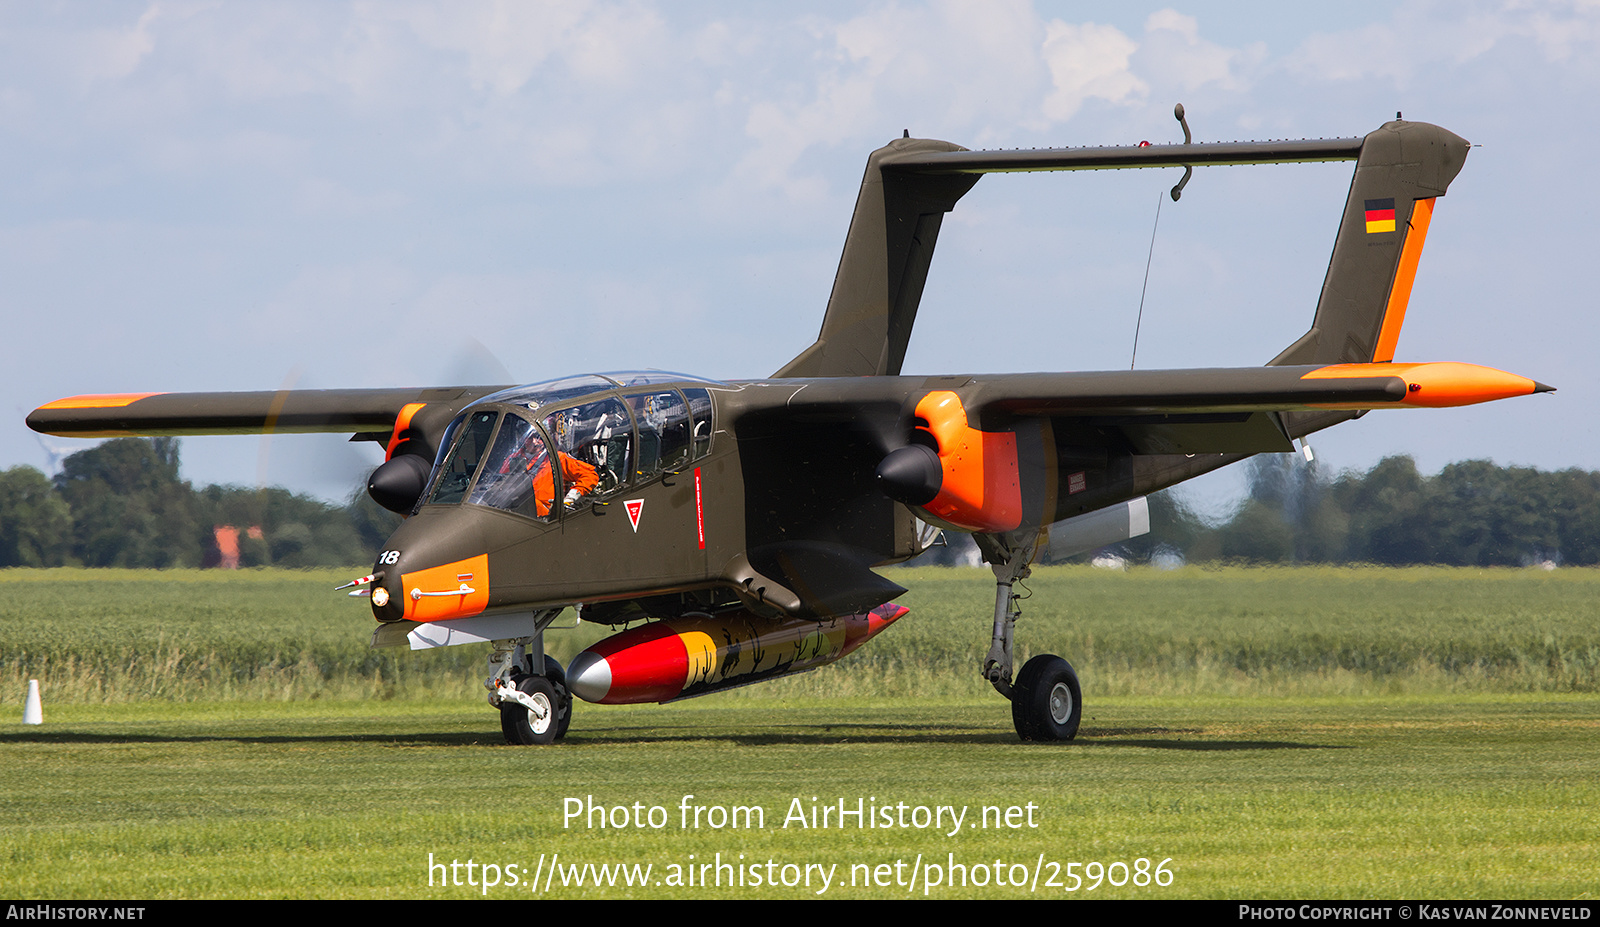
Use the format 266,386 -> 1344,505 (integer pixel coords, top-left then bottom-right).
0,438 -> 1593,569
1119,454 -> 1598,567
0,437 -> 400,568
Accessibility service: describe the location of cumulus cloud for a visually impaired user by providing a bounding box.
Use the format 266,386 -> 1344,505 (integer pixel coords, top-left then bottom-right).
1288,0 -> 1600,85
379,0 -> 672,94
726,2 -> 1057,204
80,5 -> 159,83
10,3 -> 1274,202
1138,9 -> 1258,93
1039,19 -> 1146,121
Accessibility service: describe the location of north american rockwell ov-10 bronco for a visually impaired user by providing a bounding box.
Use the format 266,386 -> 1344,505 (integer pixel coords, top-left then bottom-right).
29,111 -> 1549,744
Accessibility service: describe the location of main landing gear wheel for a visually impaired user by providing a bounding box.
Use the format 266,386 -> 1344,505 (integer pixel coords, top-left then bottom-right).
501,656 -> 572,745
1011,654 -> 1082,742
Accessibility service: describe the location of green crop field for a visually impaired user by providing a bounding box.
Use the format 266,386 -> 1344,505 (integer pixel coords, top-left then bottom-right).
2,566 -> 1598,899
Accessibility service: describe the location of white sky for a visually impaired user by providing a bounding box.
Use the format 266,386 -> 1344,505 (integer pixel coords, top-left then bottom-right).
3,1 -> 1593,513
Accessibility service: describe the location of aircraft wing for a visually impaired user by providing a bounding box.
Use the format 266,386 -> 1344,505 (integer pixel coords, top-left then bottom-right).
25,387 -> 507,437
26,385 -> 512,467
751,360 -> 1548,423
957,361 -> 1550,455
737,360 -> 1550,467
729,359 -> 1551,546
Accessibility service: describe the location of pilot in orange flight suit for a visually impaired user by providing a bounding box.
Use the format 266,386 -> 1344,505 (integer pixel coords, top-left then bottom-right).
530,448 -> 599,517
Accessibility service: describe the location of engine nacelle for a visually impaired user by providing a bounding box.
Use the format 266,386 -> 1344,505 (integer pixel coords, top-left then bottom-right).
876,391 -> 1021,533
368,454 -> 432,514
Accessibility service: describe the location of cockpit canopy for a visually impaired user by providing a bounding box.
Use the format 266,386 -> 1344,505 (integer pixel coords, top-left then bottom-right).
419,371 -> 721,520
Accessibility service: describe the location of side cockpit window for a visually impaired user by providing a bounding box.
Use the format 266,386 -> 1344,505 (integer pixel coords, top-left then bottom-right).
626,390 -> 690,480
683,388 -> 713,459
544,398 -> 633,508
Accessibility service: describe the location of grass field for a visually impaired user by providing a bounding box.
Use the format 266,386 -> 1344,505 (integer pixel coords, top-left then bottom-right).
2,566 -> 1598,899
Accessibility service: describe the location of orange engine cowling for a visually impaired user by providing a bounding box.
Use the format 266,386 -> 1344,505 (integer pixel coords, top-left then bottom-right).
875,391 -> 1021,533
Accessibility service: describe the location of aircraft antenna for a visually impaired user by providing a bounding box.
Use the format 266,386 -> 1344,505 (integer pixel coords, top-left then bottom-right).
1129,191 -> 1162,369
1131,104 -> 1191,369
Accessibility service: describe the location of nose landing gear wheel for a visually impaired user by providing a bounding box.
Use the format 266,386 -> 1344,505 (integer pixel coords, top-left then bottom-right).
501,656 -> 572,745
501,674 -> 557,745
1011,654 -> 1081,742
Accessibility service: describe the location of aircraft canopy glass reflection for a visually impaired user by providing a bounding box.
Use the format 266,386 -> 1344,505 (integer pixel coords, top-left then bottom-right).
421,372 -> 722,520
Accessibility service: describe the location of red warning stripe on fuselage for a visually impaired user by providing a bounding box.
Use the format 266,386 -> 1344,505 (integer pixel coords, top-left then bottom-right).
694,468 -> 705,549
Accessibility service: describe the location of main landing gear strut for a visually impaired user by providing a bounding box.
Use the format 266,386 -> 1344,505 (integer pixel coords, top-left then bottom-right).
487,610 -> 572,745
976,534 -> 1083,742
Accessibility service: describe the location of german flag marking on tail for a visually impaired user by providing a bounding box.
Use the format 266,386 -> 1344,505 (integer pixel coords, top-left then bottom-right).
1364,198 -> 1397,234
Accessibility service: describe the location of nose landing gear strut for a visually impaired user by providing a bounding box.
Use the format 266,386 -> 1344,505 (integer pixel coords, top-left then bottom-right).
488,611 -> 573,745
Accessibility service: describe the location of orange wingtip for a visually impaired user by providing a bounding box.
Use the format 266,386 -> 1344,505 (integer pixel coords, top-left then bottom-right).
1303,363 -> 1551,408
37,392 -> 163,410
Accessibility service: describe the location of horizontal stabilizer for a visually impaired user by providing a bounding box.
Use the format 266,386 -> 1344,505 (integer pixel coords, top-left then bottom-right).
882,136 -> 1362,175
774,128 -> 1369,381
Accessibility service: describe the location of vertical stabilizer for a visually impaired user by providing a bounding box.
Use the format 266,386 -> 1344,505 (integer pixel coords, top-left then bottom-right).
774,138 -> 981,378
1270,120 -> 1469,367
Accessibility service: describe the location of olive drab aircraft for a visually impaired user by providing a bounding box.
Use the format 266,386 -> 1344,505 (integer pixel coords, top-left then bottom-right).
29,110 -> 1551,744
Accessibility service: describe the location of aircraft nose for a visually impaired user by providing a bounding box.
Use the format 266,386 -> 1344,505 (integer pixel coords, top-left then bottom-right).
367,506 -> 493,623
367,552 -> 491,623
369,568 -> 405,622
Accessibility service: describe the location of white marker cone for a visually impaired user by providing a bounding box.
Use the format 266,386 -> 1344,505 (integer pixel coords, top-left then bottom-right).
23,679 -> 42,725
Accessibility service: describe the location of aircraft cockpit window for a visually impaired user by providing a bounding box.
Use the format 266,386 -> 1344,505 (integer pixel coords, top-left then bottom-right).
599,370 -> 724,388
426,410 -> 498,506
479,375 -> 617,411
468,415 -> 557,521
544,397 -> 633,509
626,390 -> 690,479
684,388 -> 713,458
